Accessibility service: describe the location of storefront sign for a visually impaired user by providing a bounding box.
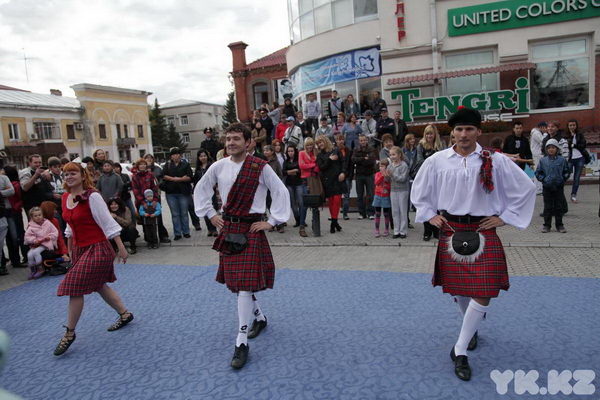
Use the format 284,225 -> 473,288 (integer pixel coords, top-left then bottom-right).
290,47 -> 381,94
390,77 -> 530,122
448,0 -> 600,37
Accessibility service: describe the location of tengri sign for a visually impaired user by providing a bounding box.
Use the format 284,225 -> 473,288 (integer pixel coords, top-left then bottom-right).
448,0 -> 600,37
390,78 -> 529,122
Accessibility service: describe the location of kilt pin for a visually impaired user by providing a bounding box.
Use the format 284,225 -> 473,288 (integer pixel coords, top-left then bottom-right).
212,155 -> 275,293
434,220 -> 508,298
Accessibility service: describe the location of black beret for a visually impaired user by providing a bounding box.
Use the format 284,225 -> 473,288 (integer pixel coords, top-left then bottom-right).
448,106 -> 482,128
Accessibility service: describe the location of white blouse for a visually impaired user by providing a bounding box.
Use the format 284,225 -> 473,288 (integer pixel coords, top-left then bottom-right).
194,156 -> 291,227
410,144 -> 536,230
64,192 -> 122,239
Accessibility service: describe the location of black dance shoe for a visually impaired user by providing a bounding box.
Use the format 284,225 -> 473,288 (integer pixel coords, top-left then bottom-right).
247,317 -> 267,339
54,326 -> 76,356
107,311 -> 134,332
231,343 -> 249,369
450,347 -> 471,381
467,332 -> 478,351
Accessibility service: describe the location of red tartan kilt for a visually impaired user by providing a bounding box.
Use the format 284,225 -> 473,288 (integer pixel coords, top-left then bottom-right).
433,221 -> 509,298
57,240 -> 116,296
213,221 -> 275,293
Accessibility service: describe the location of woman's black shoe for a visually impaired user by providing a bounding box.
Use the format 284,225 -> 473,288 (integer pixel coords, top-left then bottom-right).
128,246 -> 137,255
160,238 -> 171,244
54,326 -> 76,356
332,219 -> 342,231
0,265 -> 8,276
107,311 -> 134,332
467,332 -> 478,351
423,235 -> 431,241
231,343 -> 249,369
330,222 -> 336,234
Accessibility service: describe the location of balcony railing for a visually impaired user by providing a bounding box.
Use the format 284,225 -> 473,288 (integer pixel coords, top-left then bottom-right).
117,137 -> 137,147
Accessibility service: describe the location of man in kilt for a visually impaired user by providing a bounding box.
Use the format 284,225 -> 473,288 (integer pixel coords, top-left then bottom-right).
194,123 -> 291,369
411,107 -> 536,381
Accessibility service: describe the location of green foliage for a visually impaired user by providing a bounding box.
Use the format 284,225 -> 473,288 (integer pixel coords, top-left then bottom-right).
222,90 -> 237,129
149,99 -> 168,150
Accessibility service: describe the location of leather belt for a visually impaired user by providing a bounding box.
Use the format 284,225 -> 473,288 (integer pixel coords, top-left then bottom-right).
222,214 -> 265,223
441,211 -> 486,224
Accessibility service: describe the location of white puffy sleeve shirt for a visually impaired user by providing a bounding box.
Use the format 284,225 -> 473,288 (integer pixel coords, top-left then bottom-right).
194,157 -> 291,227
410,144 -> 536,230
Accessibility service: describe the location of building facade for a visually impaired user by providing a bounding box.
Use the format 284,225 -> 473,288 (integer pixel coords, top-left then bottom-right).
229,42 -> 289,122
0,84 -> 153,167
161,99 -> 224,160
284,0 -> 600,173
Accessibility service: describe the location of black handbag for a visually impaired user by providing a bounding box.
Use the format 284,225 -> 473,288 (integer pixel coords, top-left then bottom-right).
223,233 -> 248,255
451,231 -> 481,256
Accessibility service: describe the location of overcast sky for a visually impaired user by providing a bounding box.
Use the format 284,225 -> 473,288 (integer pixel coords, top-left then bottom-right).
0,0 -> 290,105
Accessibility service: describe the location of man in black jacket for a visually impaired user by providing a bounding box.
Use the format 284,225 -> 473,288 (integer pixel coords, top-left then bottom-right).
162,147 -> 193,240
200,128 -> 223,160
376,108 -> 395,144
371,91 -> 387,119
502,121 -> 533,170
351,135 -> 378,219
393,111 -> 409,147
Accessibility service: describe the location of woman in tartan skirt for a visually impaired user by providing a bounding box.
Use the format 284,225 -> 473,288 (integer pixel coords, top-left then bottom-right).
194,123 -> 290,370
411,107 -> 536,381
53,162 -> 132,356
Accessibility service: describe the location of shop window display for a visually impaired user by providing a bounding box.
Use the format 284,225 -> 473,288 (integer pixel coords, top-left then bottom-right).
530,38 -> 590,110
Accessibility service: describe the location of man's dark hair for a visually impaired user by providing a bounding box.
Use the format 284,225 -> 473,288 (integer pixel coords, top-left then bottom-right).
102,160 -> 114,167
537,121 -> 547,128
225,123 -> 252,141
3,165 -> 18,182
82,156 -> 94,164
203,127 -> 213,134
60,157 -> 70,165
513,121 -> 523,127
48,157 -> 61,167
320,117 -> 328,122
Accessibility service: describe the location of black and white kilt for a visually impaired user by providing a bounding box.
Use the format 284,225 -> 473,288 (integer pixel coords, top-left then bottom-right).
57,240 -> 116,296
433,220 -> 509,298
213,220 -> 275,293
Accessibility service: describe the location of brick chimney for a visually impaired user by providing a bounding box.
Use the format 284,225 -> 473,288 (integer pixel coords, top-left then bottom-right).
228,41 -> 248,72
50,89 -> 62,96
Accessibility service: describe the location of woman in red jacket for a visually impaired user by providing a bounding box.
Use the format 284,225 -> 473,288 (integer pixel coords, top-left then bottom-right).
131,158 -> 159,210
53,162 -> 132,356
298,137 -> 319,237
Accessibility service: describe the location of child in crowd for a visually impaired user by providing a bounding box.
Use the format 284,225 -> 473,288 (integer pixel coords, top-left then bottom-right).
97,160 -> 123,202
315,117 -> 333,143
24,207 -> 58,279
372,158 -> 392,237
387,146 -> 410,239
535,139 -> 570,233
139,189 -> 162,248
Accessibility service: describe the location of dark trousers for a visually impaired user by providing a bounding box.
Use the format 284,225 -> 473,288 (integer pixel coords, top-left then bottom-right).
143,218 -> 159,245
6,212 -> 27,265
543,186 -> 567,228
187,195 -> 200,228
157,213 -> 169,240
423,221 -> 439,238
120,225 -> 139,247
355,174 -> 374,217
306,117 -> 319,135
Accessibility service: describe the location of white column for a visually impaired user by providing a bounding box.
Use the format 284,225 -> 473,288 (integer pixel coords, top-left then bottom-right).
25,118 -> 34,140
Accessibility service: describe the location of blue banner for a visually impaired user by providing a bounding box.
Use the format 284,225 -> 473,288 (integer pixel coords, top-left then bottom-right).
291,47 -> 381,94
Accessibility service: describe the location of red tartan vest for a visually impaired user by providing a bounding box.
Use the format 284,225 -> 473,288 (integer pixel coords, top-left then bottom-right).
223,155 -> 267,217
61,191 -> 106,247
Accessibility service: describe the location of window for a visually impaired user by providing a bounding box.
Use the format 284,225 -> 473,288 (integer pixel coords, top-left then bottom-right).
116,124 -> 121,138
530,38 -> 590,110
33,122 -> 59,139
179,115 -> 189,126
181,132 -> 190,143
8,123 -> 19,140
66,124 -> 76,140
98,124 -> 107,139
167,117 -> 175,126
123,124 -> 128,137
139,149 -> 146,158
444,50 -> 498,95
253,82 -> 269,109
353,0 -> 377,21
137,124 -> 144,138
288,0 -> 377,42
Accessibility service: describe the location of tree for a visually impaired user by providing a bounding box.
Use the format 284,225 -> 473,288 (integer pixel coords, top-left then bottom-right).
165,123 -> 188,151
149,99 -> 168,151
222,90 -> 237,129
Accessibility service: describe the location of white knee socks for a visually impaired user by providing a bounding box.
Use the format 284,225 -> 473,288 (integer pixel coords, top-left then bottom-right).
252,294 -> 266,322
454,296 -> 471,317
454,300 -> 489,356
236,291 -> 254,347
